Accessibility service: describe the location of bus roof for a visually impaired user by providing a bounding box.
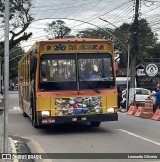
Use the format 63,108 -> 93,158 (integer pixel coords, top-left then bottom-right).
18,38 -> 114,64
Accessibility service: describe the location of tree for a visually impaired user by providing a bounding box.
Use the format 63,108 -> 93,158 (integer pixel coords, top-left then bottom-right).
44,20 -> 71,39
76,28 -> 111,39
0,0 -> 34,56
1,45 -> 24,81
148,43 -> 160,58
134,19 -> 157,64
112,19 -> 157,65
112,23 -> 130,51
9,45 -> 24,80
77,19 -> 157,65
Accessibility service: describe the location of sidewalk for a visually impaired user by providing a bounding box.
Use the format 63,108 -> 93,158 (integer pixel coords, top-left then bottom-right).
1,104 -> 18,162
0,96 -> 15,162
0,135 -> 35,162
0,136 -> 16,162
0,95 -> 40,162
118,108 -> 128,113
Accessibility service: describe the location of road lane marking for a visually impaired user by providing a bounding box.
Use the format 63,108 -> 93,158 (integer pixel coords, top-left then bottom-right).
119,129 -> 160,146
8,107 -> 21,111
13,107 -> 21,110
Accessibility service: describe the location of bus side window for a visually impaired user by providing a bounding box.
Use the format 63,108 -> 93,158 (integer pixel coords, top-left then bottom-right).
41,64 -> 46,77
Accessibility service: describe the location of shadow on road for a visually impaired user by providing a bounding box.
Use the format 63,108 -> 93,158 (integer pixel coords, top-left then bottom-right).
36,123 -> 115,135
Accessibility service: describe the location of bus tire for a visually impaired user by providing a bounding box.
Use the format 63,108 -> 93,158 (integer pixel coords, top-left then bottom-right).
90,122 -> 101,127
31,93 -> 40,128
32,110 -> 39,128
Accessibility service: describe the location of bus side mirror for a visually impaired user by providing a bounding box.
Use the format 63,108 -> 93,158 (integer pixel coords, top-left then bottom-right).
30,56 -> 37,78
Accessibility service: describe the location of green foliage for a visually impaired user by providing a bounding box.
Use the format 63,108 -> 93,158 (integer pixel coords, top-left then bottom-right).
0,0 -> 33,27
136,19 -> 157,64
112,23 -> 131,50
9,45 -> 24,80
112,19 -> 157,64
0,0 -> 34,57
44,20 -> 71,39
148,43 -> 160,58
0,0 -> 33,81
76,28 -> 111,39
77,18 -> 158,65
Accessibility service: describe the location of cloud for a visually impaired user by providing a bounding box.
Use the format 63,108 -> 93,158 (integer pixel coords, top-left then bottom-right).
21,0 -> 160,51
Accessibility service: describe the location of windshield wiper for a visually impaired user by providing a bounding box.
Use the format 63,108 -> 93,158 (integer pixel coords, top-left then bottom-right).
80,76 -> 100,94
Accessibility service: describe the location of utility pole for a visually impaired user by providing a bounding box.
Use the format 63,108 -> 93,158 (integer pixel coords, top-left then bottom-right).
129,0 -> 140,105
0,56 -> 1,94
3,0 -> 9,153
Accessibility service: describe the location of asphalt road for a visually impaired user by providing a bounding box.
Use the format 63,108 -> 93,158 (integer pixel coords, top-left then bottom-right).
0,91 -> 160,162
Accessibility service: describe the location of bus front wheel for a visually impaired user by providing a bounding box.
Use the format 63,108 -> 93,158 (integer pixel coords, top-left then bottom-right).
90,122 -> 101,127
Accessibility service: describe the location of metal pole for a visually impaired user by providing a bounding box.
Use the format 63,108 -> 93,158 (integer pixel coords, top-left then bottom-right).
0,56 -> 1,94
126,44 -> 130,111
99,18 -> 128,51
3,0 -> 9,153
129,0 -> 139,94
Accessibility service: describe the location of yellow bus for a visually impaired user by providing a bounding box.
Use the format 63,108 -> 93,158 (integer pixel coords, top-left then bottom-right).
18,38 -> 118,128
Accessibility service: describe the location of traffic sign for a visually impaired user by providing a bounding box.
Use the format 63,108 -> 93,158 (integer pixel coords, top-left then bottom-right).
136,69 -> 146,76
145,63 -> 158,77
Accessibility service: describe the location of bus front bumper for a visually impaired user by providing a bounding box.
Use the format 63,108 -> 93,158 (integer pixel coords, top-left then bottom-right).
38,113 -> 118,125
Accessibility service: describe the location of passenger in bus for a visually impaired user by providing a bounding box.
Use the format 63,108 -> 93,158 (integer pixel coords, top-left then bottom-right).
90,68 -> 101,80
53,71 -> 67,81
83,62 -> 101,80
69,73 -> 76,80
82,62 -> 92,79
53,71 -> 60,81
41,66 -> 46,77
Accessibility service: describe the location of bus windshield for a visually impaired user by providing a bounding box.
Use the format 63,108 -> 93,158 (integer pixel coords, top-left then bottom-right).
39,53 -> 115,91
78,53 -> 114,90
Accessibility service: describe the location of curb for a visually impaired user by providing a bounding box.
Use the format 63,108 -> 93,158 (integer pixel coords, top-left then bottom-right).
118,109 -> 127,113
9,136 -> 52,162
1,135 -> 48,161
26,137 -> 52,162
9,137 -> 18,162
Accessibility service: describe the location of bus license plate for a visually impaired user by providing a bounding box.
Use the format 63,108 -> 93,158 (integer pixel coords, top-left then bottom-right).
72,117 -> 86,122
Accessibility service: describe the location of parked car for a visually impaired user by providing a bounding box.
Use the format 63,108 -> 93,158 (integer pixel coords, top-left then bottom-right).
120,88 -> 151,108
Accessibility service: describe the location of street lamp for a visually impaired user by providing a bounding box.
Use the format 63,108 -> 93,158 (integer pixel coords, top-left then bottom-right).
99,17 -> 130,111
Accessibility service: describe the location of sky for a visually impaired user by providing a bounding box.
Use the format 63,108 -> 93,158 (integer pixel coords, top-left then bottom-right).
1,0 -> 160,51
22,0 -> 135,51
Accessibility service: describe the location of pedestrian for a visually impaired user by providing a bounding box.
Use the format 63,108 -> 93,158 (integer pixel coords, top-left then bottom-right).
117,86 -> 122,109
11,83 -> 14,91
148,83 -> 160,113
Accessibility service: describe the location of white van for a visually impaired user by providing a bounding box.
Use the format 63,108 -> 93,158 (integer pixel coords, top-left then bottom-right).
134,88 -> 151,102
121,88 -> 151,108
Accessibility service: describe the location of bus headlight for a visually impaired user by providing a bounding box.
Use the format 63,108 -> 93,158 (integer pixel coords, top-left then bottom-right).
41,111 -> 50,117
107,108 -> 114,113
